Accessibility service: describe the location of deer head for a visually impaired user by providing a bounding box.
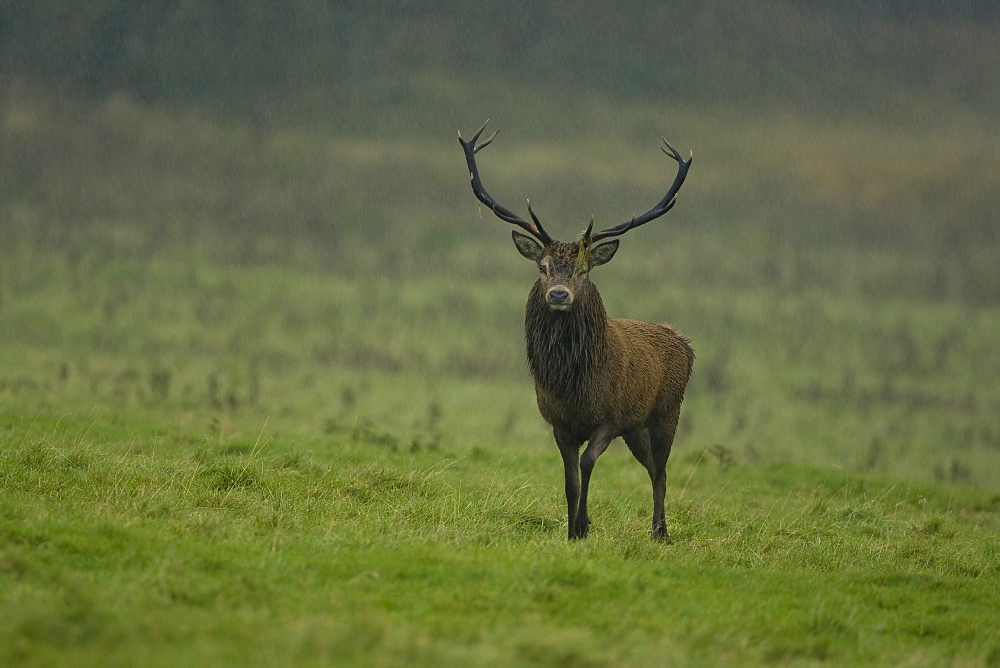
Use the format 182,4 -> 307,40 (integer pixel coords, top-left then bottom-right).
510,221 -> 618,311
457,119 -> 692,312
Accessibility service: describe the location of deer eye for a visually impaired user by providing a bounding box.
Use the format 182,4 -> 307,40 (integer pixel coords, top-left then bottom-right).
538,264 -> 547,274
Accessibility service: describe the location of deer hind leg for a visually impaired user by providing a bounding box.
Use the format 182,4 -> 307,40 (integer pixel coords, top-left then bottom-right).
554,428 -> 585,540
648,407 -> 681,543
624,426 -> 665,539
623,426 -> 654,470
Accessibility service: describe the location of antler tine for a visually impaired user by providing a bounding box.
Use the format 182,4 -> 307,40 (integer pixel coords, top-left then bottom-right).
458,120 -> 553,244
473,126 -> 499,154
527,200 -> 545,230
660,136 -> 683,160
591,135 -> 693,243
458,118 -> 486,142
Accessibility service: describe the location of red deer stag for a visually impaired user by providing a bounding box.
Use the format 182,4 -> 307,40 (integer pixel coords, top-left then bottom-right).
458,120 -> 694,541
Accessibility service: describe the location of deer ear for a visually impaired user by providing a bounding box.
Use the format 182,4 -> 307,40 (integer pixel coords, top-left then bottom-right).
512,231 -> 544,261
589,240 -> 619,267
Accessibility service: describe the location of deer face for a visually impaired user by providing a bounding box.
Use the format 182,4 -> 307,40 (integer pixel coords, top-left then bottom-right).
512,232 -> 619,311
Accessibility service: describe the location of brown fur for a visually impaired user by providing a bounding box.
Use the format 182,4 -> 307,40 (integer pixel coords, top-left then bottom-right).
517,237 -> 694,540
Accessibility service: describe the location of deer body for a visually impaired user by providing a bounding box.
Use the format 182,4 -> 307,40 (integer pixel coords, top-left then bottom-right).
459,121 -> 694,540
518,237 -> 693,540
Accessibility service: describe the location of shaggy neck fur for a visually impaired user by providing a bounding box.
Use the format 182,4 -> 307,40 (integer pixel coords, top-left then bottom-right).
524,280 -> 609,403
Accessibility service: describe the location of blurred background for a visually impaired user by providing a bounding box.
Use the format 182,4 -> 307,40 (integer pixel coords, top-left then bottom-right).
1,2 -> 998,486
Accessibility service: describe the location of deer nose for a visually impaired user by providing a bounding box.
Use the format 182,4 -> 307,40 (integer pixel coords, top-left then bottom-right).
546,287 -> 572,309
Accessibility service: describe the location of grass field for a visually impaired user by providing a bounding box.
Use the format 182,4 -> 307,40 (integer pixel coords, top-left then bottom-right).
3,410 -> 999,665
2,85 -> 999,665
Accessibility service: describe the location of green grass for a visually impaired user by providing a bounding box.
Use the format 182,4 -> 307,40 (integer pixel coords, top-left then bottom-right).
1,85 -> 999,664
2,410 -> 999,666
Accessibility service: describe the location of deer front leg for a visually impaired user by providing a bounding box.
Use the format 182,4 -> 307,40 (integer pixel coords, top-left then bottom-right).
554,428 -> 585,540
577,426 -> 615,539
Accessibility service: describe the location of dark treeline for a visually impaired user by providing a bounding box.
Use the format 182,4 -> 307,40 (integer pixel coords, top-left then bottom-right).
1,1 -> 998,124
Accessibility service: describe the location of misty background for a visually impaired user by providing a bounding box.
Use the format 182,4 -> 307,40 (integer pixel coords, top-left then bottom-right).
3,2 -> 998,261
1,1 -> 998,484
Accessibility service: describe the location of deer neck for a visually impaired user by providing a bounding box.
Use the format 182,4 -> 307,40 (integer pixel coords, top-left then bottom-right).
524,282 -> 609,400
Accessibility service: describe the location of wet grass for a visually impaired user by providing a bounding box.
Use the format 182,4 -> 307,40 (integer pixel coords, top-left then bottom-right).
1,86 -> 998,664
2,410 -> 998,666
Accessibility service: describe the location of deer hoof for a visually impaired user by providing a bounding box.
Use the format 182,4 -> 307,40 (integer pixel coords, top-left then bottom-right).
568,519 -> 591,540
652,525 -> 673,544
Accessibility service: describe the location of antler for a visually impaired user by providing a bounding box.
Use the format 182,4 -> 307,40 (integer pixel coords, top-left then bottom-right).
458,120 -> 553,245
590,137 -> 693,243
